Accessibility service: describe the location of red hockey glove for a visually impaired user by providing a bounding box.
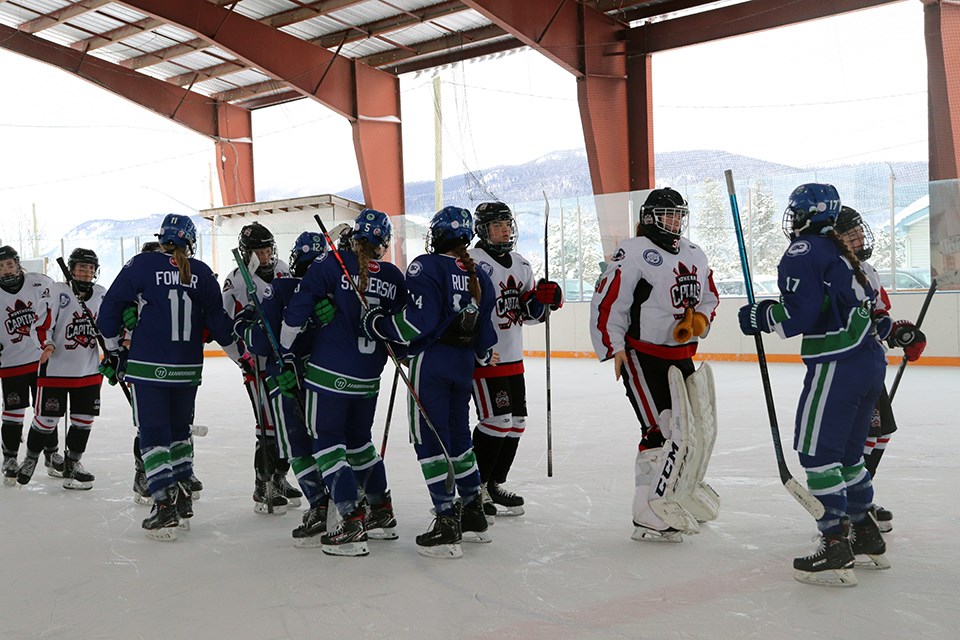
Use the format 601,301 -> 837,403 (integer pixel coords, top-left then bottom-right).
535,279 -> 563,310
887,320 -> 926,362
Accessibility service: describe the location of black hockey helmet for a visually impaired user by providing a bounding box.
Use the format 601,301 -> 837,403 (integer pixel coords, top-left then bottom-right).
0,244 -> 24,289
835,206 -> 874,261
238,221 -> 278,279
140,241 -> 161,253
474,201 -> 517,254
637,188 -> 688,254
67,248 -> 100,294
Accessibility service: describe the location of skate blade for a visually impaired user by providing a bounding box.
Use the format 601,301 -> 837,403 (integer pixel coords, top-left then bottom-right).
178,519 -> 191,531
191,491 -> 200,502
878,522 -> 892,533
285,497 -> 302,508
62,479 -> 93,490
3,476 -> 16,487
631,527 -> 683,543
793,568 -> 857,587
293,535 -> 324,549
367,527 -> 399,541
417,543 -> 462,559
494,505 -> 524,516
855,554 -> 891,570
46,469 -> 64,479
484,514 -> 495,526
134,493 -> 153,506
463,530 -> 493,543
254,502 -> 288,515
321,541 -> 369,557
144,527 -> 178,542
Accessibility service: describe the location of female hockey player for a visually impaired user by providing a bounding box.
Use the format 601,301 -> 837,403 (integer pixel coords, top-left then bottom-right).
98,214 -> 242,541
278,210 -> 405,557
738,184 -> 891,586
0,245 -> 58,486
835,205 -> 926,534
221,221 -> 301,515
235,231 -> 332,546
360,205 -> 498,559
21,249 -> 105,490
589,188 -> 719,544
468,202 -> 563,519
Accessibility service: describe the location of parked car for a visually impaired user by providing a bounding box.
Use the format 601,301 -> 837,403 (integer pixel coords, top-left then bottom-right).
713,277 -> 776,297
876,268 -> 931,291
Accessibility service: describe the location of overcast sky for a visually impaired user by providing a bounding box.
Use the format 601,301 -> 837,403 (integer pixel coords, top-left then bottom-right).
0,1 -> 926,243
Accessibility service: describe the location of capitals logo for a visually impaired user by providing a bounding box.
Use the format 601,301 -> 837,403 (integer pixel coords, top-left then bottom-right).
494,275 -> 526,330
64,311 -> 98,350
4,300 -> 37,343
670,262 -> 701,310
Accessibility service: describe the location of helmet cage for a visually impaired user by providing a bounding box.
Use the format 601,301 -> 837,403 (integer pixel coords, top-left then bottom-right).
835,207 -> 874,261
238,222 -> 277,277
475,202 -> 517,253
0,245 -> 22,289
67,248 -> 100,293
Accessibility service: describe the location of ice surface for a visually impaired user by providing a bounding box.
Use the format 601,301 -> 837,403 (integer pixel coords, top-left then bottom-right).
1,357 -> 957,639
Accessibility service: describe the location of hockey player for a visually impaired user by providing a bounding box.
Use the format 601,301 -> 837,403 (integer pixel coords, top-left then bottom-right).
835,205 -> 926,533
221,221 -> 301,514
738,184 -> 891,586
589,188 -> 720,543
278,210 -> 404,557
468,202 -> 563,519
361,206 -> 497,559
20,249 -> 105,489
0,245 -> 58,486
235,231 -> 332,545
98,214 -> 243,541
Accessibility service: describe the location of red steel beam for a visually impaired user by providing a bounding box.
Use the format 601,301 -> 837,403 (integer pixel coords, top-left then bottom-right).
630,0 -> 900,52
0,22 -> 254,205
925,0 -> 960,181
18,0 -> 112,34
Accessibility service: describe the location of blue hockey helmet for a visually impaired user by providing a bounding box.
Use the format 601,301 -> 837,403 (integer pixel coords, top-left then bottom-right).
782,183 -> 841,238
351,209 -> 393,257
289,231 -> 325,276
428,206 -> 474,254
156,214 -> 197,254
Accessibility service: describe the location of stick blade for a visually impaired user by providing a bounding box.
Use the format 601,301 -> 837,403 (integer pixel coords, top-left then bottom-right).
784,477 -> 826,518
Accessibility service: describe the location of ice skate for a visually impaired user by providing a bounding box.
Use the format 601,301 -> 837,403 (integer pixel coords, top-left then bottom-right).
793,520 -> 857,587
274,473 -> 302,508
631,522 -> 683,543
461,495 -> 492,543
253,479 -> 288,515
16,454 -> 38,486
851,512 -> 890,570
188,473 -> 203,501
364,492 -> 399,541
873,505 -> 893,533
62,458 -> 94,490
2,455 -> 18,487
175,481 -> 193,530
293,503 -> 329,548
480,482 -> 496,524
133,467 -> 152,505
488,481 -> 524,516
320,507 -> 369,557
416,504 -> 462,559
142,491 -> 179,541
44,451 -> 64,478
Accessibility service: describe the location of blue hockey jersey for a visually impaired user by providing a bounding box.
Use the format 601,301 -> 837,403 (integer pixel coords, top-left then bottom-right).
99,252 -> 235,385
242,277 -> 313,376
376,253 -> 497,359
766,234 -> 879,363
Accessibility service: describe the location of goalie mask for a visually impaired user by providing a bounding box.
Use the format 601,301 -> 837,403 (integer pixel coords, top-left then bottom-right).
637,188 -> 689,254
238,222 -> 278,280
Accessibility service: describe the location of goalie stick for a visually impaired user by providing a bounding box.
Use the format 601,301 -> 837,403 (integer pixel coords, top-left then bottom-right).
725,170 -> 825,519
313,214 -> 456,493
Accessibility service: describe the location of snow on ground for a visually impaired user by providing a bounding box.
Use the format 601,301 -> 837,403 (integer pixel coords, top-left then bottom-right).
1,357 -> 957,640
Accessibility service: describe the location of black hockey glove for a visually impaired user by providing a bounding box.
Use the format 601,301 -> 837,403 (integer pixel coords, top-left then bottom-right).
99,348 -> 128,385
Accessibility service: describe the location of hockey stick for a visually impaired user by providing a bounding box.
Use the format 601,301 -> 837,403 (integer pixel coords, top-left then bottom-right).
56,257 -> 133,407
887,277 -> 937,404
543,191 -> 553,478
725,170 -> 825,519
313,214 -> 456,493
380,365 -> 400,458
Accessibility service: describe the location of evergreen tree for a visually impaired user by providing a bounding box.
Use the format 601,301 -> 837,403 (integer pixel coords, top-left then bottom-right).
689,178 -> 739,278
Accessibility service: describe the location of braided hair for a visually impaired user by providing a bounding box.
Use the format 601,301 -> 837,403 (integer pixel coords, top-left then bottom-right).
826,230 -> 869,290
448,243 -> 481,304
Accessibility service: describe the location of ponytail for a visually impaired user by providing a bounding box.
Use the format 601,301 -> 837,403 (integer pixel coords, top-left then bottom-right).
162,242 -> 193,286
450,244 -> 481,304
353,239 -> 380,295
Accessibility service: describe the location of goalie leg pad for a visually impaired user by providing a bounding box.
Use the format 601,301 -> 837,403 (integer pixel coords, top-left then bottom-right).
634,442 -> 698,535
676,363 -> 720,522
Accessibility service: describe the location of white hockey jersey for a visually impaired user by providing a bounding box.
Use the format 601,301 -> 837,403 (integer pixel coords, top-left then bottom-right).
39,282 -> 106,384
470,246 -> 539,377
590,236 -> 719,362
222,259 -> 292,319
0,272 -> 54,377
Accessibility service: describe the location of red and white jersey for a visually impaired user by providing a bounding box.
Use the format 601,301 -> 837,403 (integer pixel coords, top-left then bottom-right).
590,236 -> 719,362
470,247 -> 537,378
861,261 -> 891,313
0,272 -> 54,377
222,259 -> 291,319
39,282 -> 106,384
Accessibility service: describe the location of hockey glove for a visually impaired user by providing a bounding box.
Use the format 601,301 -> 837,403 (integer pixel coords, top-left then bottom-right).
476,347 -> 494,366
872,309 -> 893,340
738,300 -> 777,335
99,348 -> 128,385
233,304 -> 257,336
887,320 -> 926,362
273,352 -> 301,398
314,296 -> 336,327
519,289 -> 544,321
121,304 -> 139,331
360,306 -> 390,342
535,279 -> 564,310
237,350 -> 256,378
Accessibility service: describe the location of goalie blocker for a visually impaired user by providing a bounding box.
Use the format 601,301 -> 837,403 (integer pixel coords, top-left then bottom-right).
632,363 -> 720,543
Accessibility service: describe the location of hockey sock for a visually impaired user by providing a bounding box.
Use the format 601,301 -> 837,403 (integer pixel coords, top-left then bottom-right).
291,455 -> 326,508
170,438 -> 193,481
26,417 -> 56,455
452,449 -> 482,501
842,460 -> 874,521
142,446 -> 174,498
471,429 -> 504,483
316,443 -> 358,516
66,414 -> 93,456
804,462 -> 847,534
491,436 -> 520,485
347,442 -> 387,497
2,419 -> 24,456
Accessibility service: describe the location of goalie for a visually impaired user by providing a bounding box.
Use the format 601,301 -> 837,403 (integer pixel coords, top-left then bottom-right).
589,188 -> 721,542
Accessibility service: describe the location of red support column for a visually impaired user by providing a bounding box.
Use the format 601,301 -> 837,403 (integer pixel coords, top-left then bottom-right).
214,104 -> 255,206
351,61 -> 404,217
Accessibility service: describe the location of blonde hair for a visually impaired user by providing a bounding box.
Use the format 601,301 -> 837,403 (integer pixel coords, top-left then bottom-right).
352,239 -> 380,295
162,242 -> 192,285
